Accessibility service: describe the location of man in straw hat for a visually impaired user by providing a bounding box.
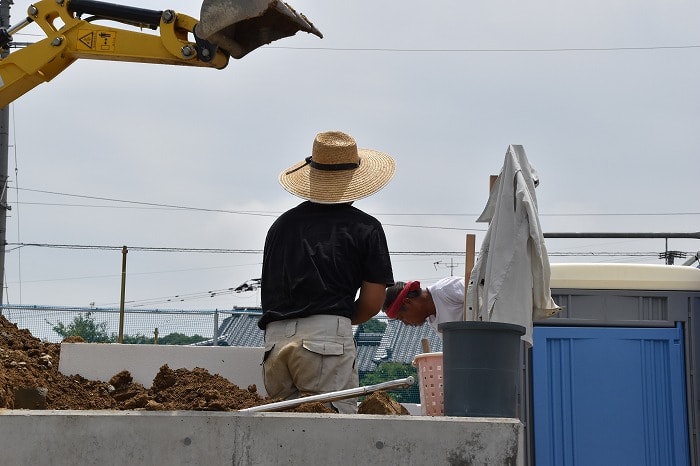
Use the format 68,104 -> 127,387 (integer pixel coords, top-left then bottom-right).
258,130 -> 396,414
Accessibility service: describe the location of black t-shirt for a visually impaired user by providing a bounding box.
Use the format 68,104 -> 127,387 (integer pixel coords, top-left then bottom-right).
258,201 -> 394,329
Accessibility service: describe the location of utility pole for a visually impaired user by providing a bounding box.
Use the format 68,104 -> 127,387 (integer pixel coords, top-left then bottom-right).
434,258 -> 460,276
0,0 -> 11,307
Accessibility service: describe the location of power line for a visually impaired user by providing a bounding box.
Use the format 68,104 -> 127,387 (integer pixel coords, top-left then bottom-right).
13,187 -> 700,217
71,251 -> 682,307
4,242 -> 685,307
95,279 -> 262,308
11,34 -> 700,54
12,188 -> 278,217
11,200 -> 700,218
11,23 -> 700,55
5,242 -> 684,258
6,243 -> 261,253
269,45 -> 700,53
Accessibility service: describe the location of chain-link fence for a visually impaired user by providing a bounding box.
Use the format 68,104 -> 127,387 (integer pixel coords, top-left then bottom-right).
0,304 -> 231,343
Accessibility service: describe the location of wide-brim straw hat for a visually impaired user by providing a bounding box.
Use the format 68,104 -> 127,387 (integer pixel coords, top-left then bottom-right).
279,131 -> 396,204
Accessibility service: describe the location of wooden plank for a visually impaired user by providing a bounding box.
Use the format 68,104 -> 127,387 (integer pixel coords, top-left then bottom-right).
463,233 -> 476,319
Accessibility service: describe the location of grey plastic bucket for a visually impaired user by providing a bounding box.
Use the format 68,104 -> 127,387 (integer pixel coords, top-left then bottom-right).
438,321 -> 525,417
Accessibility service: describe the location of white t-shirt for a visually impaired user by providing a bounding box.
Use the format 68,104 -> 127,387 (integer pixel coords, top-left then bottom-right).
427,276 -> 465,336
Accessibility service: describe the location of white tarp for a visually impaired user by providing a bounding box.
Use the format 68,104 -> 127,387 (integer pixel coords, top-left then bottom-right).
465,144 -> 560,344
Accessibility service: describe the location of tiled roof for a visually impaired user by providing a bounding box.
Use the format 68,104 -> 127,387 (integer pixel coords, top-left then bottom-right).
355,332 -> 383,373
218,310 -> 265,347
373,320 -> 443,365
193,308 -> 263,347
204,309 -> 444,371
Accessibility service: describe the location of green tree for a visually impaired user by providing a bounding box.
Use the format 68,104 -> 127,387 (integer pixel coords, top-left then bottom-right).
120,333 -> 153,344
50,313 -> 211,345
49,312 -> 115,343
157,333 -> 207,345
358,318 -> 387,333
360,361 -> 419,404
120,332 -> 208,345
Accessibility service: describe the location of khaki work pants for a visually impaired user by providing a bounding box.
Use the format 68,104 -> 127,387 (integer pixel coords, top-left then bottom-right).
262,314 -> 358,414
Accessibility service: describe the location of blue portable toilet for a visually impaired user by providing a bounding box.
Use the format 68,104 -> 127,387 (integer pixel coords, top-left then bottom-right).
527,263 -> 700,466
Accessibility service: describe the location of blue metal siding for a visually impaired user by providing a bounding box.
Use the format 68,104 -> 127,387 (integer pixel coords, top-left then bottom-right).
533,325 -> 689,466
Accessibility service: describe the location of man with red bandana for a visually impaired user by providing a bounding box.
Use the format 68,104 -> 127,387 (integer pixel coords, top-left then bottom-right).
383,277 -> 465,337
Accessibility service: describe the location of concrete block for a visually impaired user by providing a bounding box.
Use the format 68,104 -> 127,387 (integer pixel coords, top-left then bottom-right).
59,343 -> 265,394
0,411 -> 524,465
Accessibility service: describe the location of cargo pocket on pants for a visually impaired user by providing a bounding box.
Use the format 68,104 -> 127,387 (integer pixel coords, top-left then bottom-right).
262,343 -> 275,365
302,340 -> 344,356
261,343 -> 278,397
298,340 -> 345,393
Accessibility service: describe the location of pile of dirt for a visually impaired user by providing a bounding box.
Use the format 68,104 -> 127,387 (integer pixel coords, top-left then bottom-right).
358,390 -> 410,415
0,315 -> 407,414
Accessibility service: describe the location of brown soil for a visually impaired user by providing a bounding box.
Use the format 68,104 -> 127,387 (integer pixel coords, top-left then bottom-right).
0,315 -> 407,414
358,390 -> 410,415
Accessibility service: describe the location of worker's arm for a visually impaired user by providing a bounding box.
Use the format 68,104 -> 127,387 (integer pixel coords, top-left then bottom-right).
352,281 -> 388,325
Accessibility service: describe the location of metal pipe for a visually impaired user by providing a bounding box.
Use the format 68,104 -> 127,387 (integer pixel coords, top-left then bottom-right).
683,252 -> 700,267
239,376 -> 415,413
543,232 -> 700,239
118,245 -> 127,343
68,0 -> 163,29
1,17 -> 32,49
4,18 -> 32,36
213,309 -> 219,344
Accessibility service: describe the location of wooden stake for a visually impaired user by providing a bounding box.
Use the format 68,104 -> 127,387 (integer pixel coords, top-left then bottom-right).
463,174 -> 496,319
489,174 -> 498,191
463,233 -> 476,320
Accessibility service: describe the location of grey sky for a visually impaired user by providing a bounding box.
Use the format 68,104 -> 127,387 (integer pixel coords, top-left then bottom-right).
3,0 -> 698,311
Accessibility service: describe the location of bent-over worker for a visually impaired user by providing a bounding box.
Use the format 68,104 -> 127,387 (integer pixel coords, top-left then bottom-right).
383,277 -> 465,337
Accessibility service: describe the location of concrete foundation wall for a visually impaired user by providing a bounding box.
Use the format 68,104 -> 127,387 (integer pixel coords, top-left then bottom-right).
0,410 -> 524,465
59,343 -> 265,394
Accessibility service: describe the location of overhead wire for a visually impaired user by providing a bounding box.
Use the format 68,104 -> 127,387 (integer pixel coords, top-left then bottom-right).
3,242 -> 678,258
269,45 -> 700,53
11,187 -> 700,224
6,185 -> 697,307
4,241 -> 678,306
110,286 -> 257,308
14,188 -> 278,217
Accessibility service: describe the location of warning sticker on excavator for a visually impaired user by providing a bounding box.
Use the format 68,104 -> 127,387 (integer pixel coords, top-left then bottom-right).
77,30 -> 116,52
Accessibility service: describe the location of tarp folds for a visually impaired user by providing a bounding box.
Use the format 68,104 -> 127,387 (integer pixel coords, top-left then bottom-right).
465,144 -> 561,344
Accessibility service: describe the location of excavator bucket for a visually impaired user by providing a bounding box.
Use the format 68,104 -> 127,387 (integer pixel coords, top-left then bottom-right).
195,0 -> 322,59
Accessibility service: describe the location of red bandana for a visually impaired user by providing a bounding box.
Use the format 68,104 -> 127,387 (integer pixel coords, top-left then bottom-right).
385,281 -> 421,318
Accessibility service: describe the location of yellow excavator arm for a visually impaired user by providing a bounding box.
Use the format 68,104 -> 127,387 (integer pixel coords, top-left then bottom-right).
0,0 -> 321,107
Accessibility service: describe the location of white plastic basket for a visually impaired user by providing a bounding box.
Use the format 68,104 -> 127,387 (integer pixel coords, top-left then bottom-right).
412,352 -> 444,416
